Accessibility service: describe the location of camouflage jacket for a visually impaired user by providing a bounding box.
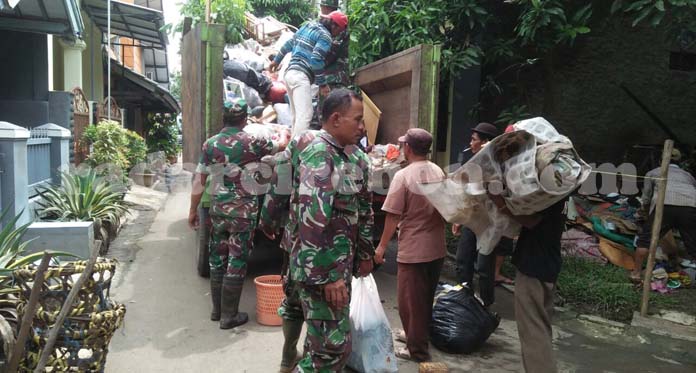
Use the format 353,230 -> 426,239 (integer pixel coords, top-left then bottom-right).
289,130 -> 374,286
322,29 -> 350,87
197,126 -> 277,231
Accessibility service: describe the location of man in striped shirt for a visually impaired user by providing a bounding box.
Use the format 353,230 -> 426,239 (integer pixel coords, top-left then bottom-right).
269,11 -> 348,136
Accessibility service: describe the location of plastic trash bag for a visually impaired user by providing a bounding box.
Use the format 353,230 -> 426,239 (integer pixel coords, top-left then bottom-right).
224,77 -> 263,109
347,275 -> 398,373
225,46 -> 267,72
223,59 -> 272,95
430,283 -> 500,354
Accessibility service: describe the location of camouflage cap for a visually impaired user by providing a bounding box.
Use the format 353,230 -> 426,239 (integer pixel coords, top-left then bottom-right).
223,97 -> 248,125
320,0 -> 339,9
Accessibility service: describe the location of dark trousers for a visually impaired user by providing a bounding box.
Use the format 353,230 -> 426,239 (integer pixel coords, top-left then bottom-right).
636,205 -> 696,256
455,228 -> 513,306
397,258 -> 444,362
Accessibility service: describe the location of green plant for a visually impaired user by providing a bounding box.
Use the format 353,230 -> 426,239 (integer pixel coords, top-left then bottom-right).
612,0 -> 696,48
165,0 -> 247,44
496,104 -> 532,125
124,130 -> 148,169
36,170 -> 130,245
147,113 -> 181,159
83,121 -> 130,173
0,209 -> 33,272
248,0 -> 314,27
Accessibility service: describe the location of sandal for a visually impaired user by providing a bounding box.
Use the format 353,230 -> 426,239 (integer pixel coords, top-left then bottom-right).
395,347 -> 413,361
393,329 -> 407,343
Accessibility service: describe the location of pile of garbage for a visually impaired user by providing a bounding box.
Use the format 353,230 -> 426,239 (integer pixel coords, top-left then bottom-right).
221,26 -> 301,139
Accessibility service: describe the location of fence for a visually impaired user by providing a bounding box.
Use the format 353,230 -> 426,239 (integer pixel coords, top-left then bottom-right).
27,128 -> 53,196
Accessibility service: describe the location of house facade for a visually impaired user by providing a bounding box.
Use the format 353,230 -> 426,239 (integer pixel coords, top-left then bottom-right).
0,0 -> 177,226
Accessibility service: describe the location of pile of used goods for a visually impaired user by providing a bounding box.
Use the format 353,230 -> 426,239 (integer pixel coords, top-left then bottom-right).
423,117 -> 591,254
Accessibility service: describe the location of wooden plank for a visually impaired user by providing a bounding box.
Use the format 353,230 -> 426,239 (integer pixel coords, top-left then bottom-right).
182,25 -> 204,169
6,252 -> 53,373
206,24 -> 226,136
640,140 -> 674,316
354,44 -> 442,164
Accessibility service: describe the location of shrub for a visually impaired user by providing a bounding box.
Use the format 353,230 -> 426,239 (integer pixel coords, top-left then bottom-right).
83,120 -> 130,172
124,130 -> 148,168
146,113 -> 180,159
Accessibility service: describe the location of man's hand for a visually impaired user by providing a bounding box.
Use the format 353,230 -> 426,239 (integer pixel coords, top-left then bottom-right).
268,61 -> 278,73
319,85 -> 330,97
259,224 -> 276,240
324,279 -> 349,310
358,259 -> 374,276
188,209 -> 199,230
451,224 -> 461,236
374,246 -> 386,265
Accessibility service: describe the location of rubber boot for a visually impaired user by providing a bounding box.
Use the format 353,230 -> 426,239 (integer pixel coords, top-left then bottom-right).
209,268 -> 225,321
219,274 -> 248,329
279,318 -> 303,372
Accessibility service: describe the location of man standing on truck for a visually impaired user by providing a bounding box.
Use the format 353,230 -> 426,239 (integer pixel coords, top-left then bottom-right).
310,1 -> 351,130
289,89 -> 375,371
374,128 -> 446,362
188,98 -> 288,330
269,10 -> 348,136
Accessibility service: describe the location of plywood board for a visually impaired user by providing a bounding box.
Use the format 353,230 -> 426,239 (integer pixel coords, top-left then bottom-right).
361,91 -> 381,145
354,44 -> 441,159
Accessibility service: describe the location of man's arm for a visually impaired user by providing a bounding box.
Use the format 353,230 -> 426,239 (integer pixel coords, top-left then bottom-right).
309,31 -> 332,86
489,193 -> 542,229
355,151 -> 375,274
189,172 -> 208,229
272,35 -> 295,66
375,212 -> 399,264
296,147 -> 341,286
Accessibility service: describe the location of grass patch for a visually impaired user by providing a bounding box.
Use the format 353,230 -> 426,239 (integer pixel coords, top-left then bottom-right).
556,257 -> 677,322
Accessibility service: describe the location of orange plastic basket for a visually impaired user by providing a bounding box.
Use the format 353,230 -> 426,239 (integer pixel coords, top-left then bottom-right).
254,275 -> 285,326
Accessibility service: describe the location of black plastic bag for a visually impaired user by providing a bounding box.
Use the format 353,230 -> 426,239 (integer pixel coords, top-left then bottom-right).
430,283 -> 500,354
223,60 -> 272,95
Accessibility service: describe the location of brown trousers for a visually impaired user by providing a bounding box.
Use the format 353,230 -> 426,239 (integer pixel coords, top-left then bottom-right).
397,258 -> 444,362
514,270 -> 558,373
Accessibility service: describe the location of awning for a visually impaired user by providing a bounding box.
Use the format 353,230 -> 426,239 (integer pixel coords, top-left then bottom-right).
109,56 -> 180,113
141,41 -> 169,88
0,0 -> 84,38
83,0 -> 167,49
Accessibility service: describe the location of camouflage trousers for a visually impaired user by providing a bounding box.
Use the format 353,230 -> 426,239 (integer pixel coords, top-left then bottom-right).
279,252 -> 303,321
294,285 -> 351,373
209,215 -> 254,276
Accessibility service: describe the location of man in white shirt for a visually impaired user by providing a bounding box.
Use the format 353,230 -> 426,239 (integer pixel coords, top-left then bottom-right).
632,148 -> 696,281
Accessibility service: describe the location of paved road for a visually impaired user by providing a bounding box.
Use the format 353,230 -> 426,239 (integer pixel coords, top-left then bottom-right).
106,185 -> 696,373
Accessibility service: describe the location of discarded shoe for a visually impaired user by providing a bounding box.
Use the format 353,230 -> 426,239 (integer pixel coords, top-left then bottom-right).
680,259 -> 696,269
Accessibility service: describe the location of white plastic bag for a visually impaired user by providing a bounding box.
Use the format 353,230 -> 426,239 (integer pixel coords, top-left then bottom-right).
347,275 -> 398,373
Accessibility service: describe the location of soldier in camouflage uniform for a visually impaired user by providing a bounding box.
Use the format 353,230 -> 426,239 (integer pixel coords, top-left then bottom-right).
310,0 -> 351,130
188,98 -> 287,330
291,88 -> 375,372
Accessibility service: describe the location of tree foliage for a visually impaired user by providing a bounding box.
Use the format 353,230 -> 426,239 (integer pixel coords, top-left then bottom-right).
165,0 -> 247,44
612,0 -> 696,48
248,0 -> 314,27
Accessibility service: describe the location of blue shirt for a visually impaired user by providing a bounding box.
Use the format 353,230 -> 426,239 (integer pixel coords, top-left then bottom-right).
273,21 -> 332,85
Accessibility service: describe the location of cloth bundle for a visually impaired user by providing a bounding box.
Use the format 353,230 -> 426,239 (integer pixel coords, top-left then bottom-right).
422,117 -> 591,253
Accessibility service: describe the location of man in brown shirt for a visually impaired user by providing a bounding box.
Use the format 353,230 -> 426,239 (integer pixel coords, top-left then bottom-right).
374,128 -> 446,362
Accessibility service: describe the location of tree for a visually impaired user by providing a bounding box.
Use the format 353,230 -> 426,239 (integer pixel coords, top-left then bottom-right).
163,0 -> 247,44
248,0 -> 314,27
611,0 -> 696,48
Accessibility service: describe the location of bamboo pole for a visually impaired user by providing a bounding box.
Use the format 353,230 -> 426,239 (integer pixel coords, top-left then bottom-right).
205,0 -> 211,23
640,140 -> 674,316
6,252 -> 53,373
33,241 -> 102,373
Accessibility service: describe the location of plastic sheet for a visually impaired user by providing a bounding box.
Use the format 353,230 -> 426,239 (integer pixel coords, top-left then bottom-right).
347,275 -> 398,373
273,103 -> 293,126
224,77 -> 263,109
225,45 -> 267,72
430,283 -> 499,354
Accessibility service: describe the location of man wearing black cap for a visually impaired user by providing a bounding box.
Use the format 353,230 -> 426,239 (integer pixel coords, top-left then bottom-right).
452,122 -> 514,308
375,128 -> 446,362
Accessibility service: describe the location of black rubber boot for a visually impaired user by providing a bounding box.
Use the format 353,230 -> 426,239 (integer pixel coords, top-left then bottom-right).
219,274 -> 248,329
279,318 -> 303,372
209,268 -> 225,321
